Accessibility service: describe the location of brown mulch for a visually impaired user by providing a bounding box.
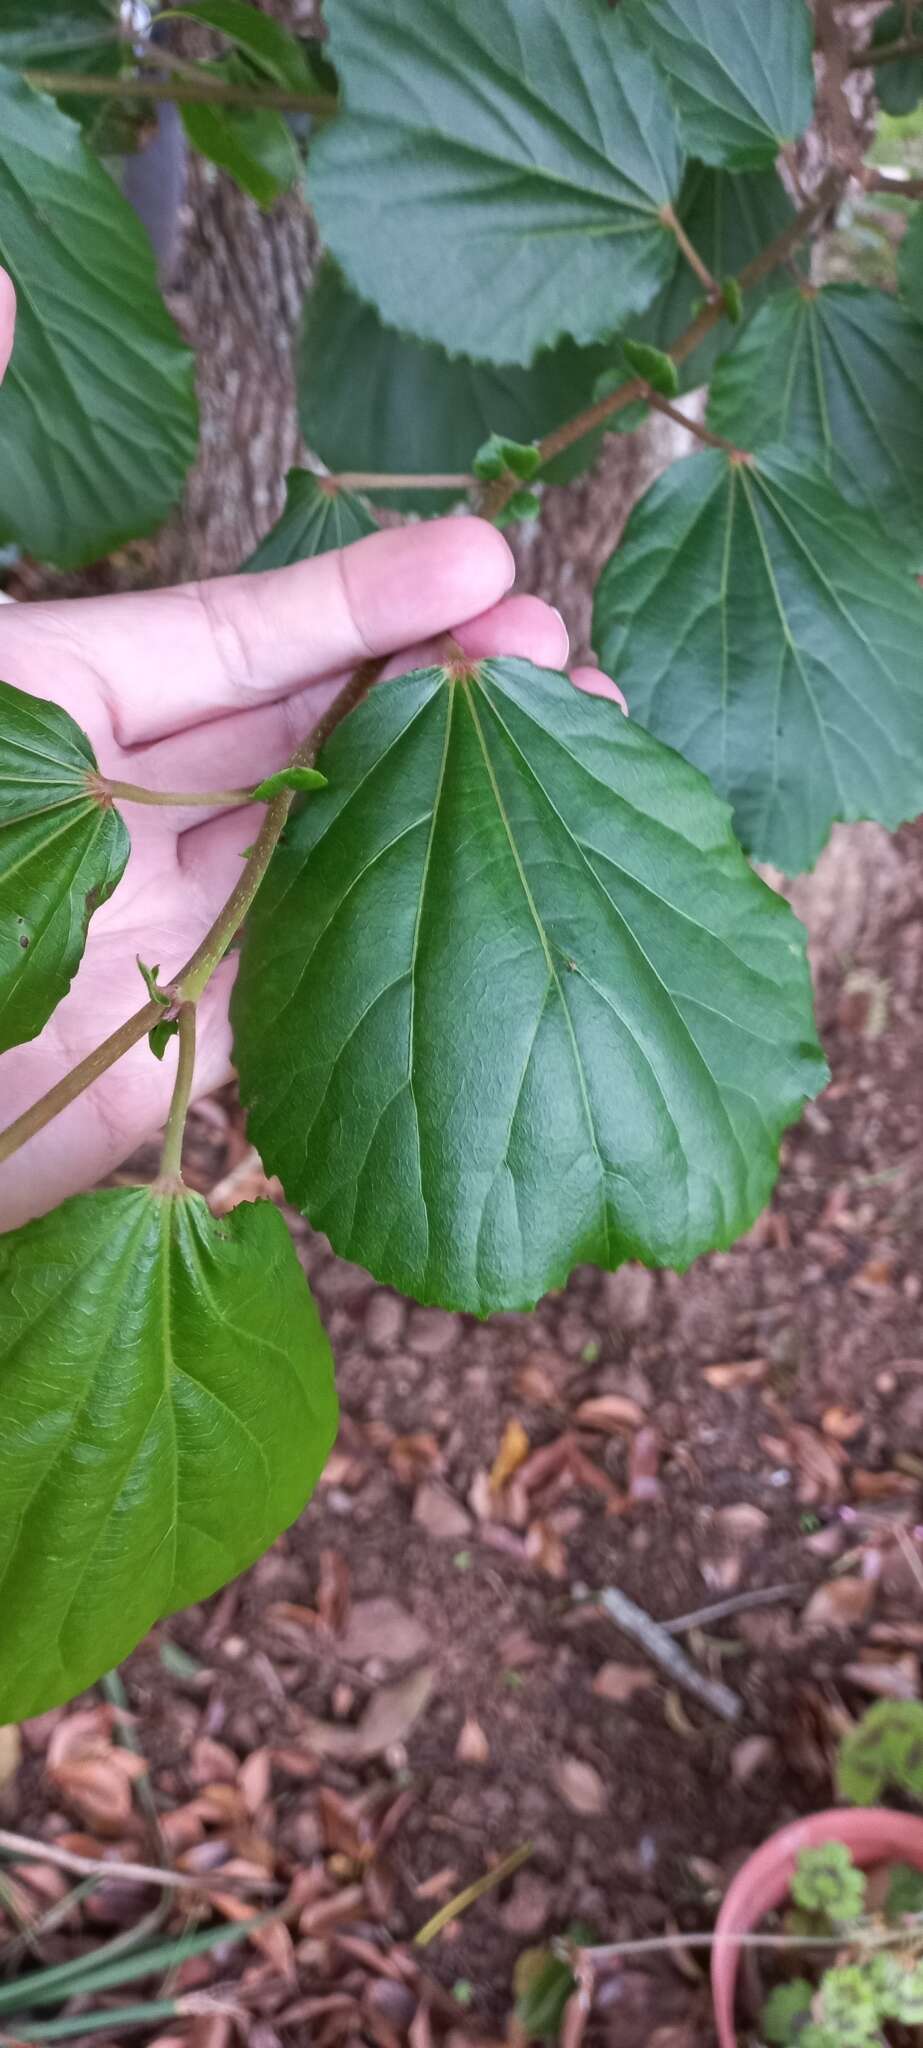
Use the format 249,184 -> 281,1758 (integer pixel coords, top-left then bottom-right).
3,826 -> 923,2048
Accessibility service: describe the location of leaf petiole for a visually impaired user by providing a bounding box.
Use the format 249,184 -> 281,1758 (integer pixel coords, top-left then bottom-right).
156,1004 -> 197,1185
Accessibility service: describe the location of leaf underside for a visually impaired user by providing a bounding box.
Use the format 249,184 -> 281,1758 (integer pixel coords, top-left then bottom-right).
708,284 -> 923,548
309,0 -> 683,365
623,0 -> 815,170
0,679 -> 129,1053
244,467 -> 377,571
0,1190 -> 337,1720
0,69 -> 198,567
233,658 -> 825,1317
592,446 -> 923,874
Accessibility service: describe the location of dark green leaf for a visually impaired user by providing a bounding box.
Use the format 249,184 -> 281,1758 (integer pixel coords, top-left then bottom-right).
632,161 -> 802,390
164,0 -> 324,90
708,284 -> 923,547
592,445 -> 923,873
495,488 -> 541,528
721,276 -> 744,324
0,0 -> 119,67
309,0 -> 683,365
233,657 -> 825,1317
871,5 -> 923,115
473,435 -> 543,485
0,1187 -> 337,1719
149,1018 -> 180,1061
0,680 -> 129,1053
622,0 -> 814,170
0,70 -> 198,568
180,58 -> 299,206
298,262 -> 612,512
251,767 -> 328,800
899,207 -> 923,322
885,1863 -> 923,1918
514,1928 -> 595,2042
621,339 -> 679,396
245,467 -> 377,572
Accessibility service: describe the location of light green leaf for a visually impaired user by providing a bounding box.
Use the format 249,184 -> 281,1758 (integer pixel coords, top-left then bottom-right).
495,488 -> 541,528
791,1844 -> 866,1922
251,767 -> 328,800
164,0 -> 324,90
0,70 -> 198,568
871,5 -> 923,114
245,467 -> 377,572
622,0 -> 814,170
634,161 -> 802,390
298,262 -> 612,512
149,1017 -> 180,1061
892,1960 -> 923,2026
309,0 -> 683,365
621,339 -> 679,397
899,207 -> 923,323
817,1966 -> 879,2047
592,446 -> 923,873
0,680 -> 129,1054
708,284 -> 923,547
761,1979 -> 814,2046
473,435 -> 542,484
180,58 -> 300,206
137,958 -> 171,1008
232,658 -> 825,1317
0,1188 -> 337,1719
837,1700 -> 923,1805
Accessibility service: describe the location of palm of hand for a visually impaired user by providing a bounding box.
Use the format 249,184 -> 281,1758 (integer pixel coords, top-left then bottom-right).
0,521 -> 616,1229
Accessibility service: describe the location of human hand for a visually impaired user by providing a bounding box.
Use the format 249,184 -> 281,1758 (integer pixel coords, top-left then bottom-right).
0,501 -> 622,1230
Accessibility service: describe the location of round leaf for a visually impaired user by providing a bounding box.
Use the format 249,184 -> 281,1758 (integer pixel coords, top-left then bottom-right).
308,0 -> 683,365
592,446 -> 923,873
708,284 -> 923,548
232,658 -> 825,1316
0,1188 -> 337,1719
0,679 -> 129,1053
298,262 -> 612,510
623,0 -> 815,170
0,69 -> 198,568
245,467 -> 377,571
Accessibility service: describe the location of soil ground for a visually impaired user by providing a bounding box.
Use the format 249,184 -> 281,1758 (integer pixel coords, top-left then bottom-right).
5,821 -> 923,2048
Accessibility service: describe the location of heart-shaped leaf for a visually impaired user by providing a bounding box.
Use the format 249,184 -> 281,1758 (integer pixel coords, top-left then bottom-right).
245,466 -> 377,572
0,1188 -> 337,1719
309,0 -> 683,365
232,658 -> 825,1316
0,680 -> 129,1053
592,447 -> 923,873
623,0 -> 814,170
0,69 -> 198,567
708,284 -> 923,547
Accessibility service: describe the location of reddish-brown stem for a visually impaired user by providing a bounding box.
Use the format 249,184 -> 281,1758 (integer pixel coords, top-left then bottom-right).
642,388 -> 744,456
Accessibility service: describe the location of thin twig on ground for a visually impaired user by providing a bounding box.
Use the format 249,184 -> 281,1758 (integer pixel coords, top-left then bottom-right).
596,1587 -> 743,1723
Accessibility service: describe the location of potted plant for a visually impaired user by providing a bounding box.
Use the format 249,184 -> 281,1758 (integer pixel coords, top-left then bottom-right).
712,1704 -> 923,2046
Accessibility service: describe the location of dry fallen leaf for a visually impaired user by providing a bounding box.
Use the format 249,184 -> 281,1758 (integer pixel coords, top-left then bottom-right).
822,1406 -> 864,1443
841,1655 -> 920,1700
389,1433 -> 444,1485
412,1483 -> 472,1542
702,1360 -> 768,1390
787,1424 -> 847,1505
575,1395 -> 645,1434
490,1418 -> 531,1491
338,1598 -> 430,1667
302,1666 -> 436,1762
802,1577 -> 875,1633
455,1716 -> 490,1766
592,1663 -> 656,1705
551,1757 -> 607,1816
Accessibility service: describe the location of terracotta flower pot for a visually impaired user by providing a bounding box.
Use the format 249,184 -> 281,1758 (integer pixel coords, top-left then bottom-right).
711,1806 -> 923,2048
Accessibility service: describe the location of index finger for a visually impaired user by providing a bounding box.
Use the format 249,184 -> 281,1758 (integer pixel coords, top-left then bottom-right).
0,517 -> 516,747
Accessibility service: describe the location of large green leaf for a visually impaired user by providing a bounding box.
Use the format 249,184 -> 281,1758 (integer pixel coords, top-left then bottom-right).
707,285 -> 923,546
870,5 -> 923,115
309,0 -> 683,366
592,446 -> 923,874
0,1188 -> 337,1719
232,658 -> 825,1316
899,208 -> 923,323
0,680 -> 129,1054
634,162 -> 800,389
0,70 -> 198,568
245,467 -> 377,571
298,262 -> 613,512
622,0 -> 814,171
